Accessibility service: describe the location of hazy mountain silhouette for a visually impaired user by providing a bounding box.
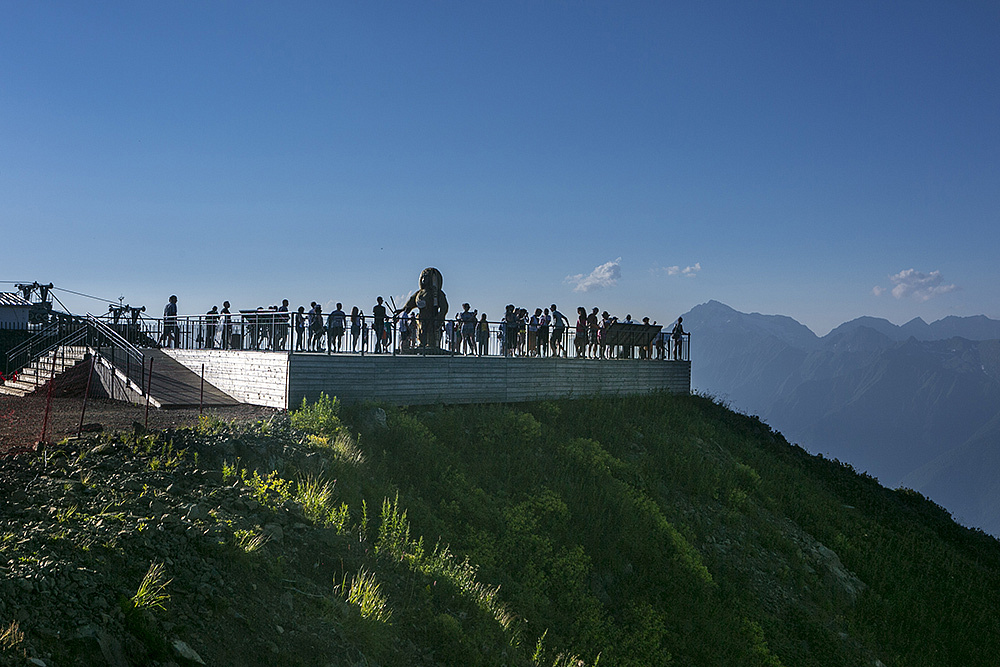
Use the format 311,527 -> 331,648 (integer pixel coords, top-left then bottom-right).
901,410 -> 1000,532
683,301 -> 1000,535
825,313 -> 1000,342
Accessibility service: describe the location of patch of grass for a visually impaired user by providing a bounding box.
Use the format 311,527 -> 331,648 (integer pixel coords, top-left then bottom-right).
291,392 -> 344,438
340,567 -> 392,623
0,621 -> 25,655
129,433 -> 187,472
234,528 -> 270,554
196,412 -> 232,435
222,457 -> 240,482
242,469 -> 293,509
55,504 -> 79,523
131,562 -> 171,611
305,431 -> 366,467
296,476 -> 351,532
375,493 -> 415,559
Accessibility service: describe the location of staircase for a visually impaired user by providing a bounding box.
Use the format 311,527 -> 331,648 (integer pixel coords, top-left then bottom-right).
3,317 -> 239,408
0,346 -> 88,397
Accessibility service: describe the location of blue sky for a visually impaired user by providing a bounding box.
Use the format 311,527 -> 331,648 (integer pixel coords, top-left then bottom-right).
2,1 -> 998,335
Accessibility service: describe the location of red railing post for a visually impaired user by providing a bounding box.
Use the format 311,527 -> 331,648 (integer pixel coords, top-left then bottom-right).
38,349 -> 58,447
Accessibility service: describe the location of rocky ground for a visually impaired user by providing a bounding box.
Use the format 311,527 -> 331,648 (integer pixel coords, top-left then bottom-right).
0,395 -> 277,454
0,408 -> 395,667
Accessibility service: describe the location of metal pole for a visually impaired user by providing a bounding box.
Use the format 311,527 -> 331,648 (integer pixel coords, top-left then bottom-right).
39,348 -> 58,447
389,297 -> 399,356
199,363 -> 205,415
144,356 -> 154,431
78,353 -> 95,437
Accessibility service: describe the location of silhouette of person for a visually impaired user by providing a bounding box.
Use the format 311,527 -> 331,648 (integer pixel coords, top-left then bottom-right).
550,304 -> 567,357
206,306 -> 219,349
671,316 -> 685,361
477,313 -> 490,356
159,295 -> 179,348
329,303 -> 346,352
294,306 -> 306,351
276,299 -> 290,350
372,297 -> 388,353
350,306 -> 362,352
459,303 -> 478,355
221,301 -> 232,349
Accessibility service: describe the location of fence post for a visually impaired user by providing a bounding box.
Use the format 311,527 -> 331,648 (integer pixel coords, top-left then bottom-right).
145,356 -> 154,431
39,349 -> 58,447
78,353 -> 95,437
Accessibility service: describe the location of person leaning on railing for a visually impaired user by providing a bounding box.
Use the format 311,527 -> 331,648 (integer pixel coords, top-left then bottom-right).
542,308 -> 553,357
550,305 -> 567,358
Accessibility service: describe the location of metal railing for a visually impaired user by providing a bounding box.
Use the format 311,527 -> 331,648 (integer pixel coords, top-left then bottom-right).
87,315 -> 147,391
5,318 -> 87,378
4,308 -> 690,394
135,312 -> 691,362
3,314 -> 154,391
3,325 -> 88,391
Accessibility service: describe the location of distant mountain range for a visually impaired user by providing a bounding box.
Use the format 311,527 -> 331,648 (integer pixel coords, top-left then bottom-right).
682,300 -> 1000,535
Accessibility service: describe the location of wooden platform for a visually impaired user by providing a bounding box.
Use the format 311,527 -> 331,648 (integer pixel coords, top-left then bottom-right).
164,350 -> 691,409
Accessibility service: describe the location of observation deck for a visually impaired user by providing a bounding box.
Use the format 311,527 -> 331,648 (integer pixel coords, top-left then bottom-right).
5,311 -> 691,410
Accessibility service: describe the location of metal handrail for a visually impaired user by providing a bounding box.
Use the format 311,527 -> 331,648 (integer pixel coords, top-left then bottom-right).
86,314 -> 148,390
5,317 -> 87,377
88,314 -> 144,361
135,312 -> 691,361
3,314 -> 154,392
5,321 -> 62,363
5,321 -> 63,372
5,326 -> 88,389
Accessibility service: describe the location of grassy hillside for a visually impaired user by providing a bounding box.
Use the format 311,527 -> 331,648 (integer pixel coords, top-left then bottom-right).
2,392 -> 999,666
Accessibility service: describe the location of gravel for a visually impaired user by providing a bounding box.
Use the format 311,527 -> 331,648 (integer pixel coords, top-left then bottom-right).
1,395 -> 279,455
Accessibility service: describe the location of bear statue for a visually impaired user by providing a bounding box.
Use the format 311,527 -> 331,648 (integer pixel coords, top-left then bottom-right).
400,267 -> 448,350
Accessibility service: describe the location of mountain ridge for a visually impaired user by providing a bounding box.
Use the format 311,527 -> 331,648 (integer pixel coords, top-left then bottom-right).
681,301 -> 1000,536
3,394 -> 1000,666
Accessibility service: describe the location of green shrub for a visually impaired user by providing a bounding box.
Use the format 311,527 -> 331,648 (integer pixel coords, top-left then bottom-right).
291,392 -> 344,437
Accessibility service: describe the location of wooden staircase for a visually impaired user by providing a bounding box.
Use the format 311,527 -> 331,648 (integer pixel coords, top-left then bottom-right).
0,346 -> 88,397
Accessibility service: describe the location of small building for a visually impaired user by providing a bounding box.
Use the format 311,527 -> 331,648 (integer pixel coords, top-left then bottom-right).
0,293 -> 31,330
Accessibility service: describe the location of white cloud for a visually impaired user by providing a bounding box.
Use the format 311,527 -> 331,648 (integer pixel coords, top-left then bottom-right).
874,269 -> 958,302
665,262 -> 701,278
566,257 -> 622,292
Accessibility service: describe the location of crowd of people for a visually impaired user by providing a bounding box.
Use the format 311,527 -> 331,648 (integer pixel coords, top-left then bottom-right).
155,295 -> 688,361
488,304 -> 686,361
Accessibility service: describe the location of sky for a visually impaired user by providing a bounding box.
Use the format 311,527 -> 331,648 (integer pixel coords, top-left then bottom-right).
2,1 -> 998,335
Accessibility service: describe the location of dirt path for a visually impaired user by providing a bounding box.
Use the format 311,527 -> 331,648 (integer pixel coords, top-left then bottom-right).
0,394 -> 279,454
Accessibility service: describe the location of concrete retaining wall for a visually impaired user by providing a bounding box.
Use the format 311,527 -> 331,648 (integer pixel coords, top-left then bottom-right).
287,354 -> 690,407
165,350 -> 289,408
163,350 -> 690,408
